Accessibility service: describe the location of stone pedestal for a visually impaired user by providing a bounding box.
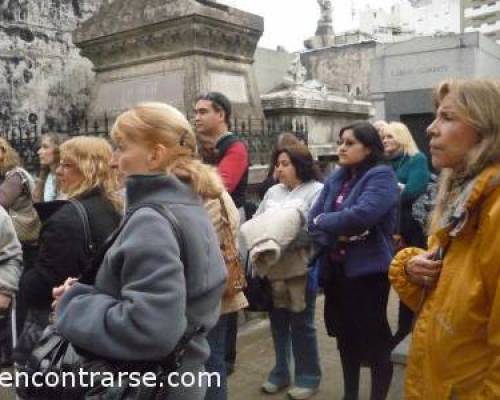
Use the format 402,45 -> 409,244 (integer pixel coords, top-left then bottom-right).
74,0 -> 264,118
304,35 -> 336,50
261,81 -> 374,160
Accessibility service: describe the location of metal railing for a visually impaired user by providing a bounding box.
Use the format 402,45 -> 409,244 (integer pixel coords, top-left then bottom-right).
1,113 -> 308,174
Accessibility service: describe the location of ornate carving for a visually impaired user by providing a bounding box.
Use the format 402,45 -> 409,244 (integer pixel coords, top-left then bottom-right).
318,0 -> 332,24
316,0 -> 334,36
284,55 -> 307,86
79,17 -> 260,71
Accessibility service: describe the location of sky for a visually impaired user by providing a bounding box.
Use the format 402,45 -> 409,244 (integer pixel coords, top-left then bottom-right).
222,0 -> 399,52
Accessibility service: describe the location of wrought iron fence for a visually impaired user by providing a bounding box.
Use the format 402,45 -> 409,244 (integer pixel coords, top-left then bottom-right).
0,113 -> 308,174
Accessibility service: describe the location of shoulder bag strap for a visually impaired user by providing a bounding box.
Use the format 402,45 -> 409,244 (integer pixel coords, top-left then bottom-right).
88,202 -> 201,343
69,199 -> 95,257
135,203 -> 186,265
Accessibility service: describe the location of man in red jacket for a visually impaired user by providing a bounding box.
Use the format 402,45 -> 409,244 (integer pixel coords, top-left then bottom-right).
195,92 -> 249,210
195,92 -> 249,379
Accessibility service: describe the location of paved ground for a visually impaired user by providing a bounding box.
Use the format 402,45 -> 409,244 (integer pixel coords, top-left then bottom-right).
229,290 -> 400,400
0,291 -> 401,400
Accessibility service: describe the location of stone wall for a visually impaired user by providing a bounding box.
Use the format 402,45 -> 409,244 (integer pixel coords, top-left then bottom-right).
253,47 -> 295,95
301,41 -> 377,100
0,0 -> 103,126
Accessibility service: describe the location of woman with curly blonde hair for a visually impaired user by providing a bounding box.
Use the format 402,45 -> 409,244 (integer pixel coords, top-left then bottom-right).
15,136 -> 122,365
390,79 -> 500,399
53,103 -> 227,400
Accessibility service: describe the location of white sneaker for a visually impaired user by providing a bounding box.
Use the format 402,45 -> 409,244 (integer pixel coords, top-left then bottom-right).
261,380 -> 288,394
287,386 -> 319,400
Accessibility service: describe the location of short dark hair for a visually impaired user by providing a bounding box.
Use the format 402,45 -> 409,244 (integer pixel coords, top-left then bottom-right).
196,92 -> 232,127
272,143 -> 321,183
339,122 -> 385,167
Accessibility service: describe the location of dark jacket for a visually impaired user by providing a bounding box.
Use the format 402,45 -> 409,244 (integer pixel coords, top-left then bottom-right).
19,188 -> 121,309
308,165 -> 399,278
56,175 -> 226,400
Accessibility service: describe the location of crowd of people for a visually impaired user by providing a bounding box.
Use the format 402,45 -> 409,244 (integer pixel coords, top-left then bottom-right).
0,78 -> 498,400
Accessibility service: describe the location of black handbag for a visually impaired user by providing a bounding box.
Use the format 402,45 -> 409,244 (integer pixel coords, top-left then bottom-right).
243,255 -> 273,312
17,202 -> 201,399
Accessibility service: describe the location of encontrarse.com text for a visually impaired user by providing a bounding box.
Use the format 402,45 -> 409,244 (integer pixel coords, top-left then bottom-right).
0,369 -> 221,389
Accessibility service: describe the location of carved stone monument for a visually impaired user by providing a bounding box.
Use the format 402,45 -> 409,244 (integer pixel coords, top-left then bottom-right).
305,0 -> 336,50
261,56 -> 374,161
74,0 -> 264,118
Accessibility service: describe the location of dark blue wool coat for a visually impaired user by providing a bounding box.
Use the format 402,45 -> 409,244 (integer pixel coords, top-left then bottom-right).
308,164 -> 399,278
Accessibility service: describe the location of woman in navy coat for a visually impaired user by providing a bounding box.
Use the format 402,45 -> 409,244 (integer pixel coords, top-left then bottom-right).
308,122 -> 399,400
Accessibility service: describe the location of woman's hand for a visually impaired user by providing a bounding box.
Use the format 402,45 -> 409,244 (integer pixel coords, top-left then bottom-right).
0,293 -> 11,314
405,252 -> 442,287
51,277 -> 78,309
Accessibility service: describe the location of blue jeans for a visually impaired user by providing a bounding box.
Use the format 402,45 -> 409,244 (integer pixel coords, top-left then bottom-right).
267,289 -> 321,389
205,314 -> 228,400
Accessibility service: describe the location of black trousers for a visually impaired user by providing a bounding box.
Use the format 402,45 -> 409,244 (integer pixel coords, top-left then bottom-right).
224,312 -> 238,373
323,266 -> 393,400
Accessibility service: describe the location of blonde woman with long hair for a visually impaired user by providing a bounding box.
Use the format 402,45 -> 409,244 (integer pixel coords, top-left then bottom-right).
53,103 -> 226,400
15,136 -> 122,364
390,79 -> 500,398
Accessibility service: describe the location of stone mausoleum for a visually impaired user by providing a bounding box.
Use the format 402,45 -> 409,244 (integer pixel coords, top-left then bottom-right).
370,32 -> 500,153
75,0 -> 265,119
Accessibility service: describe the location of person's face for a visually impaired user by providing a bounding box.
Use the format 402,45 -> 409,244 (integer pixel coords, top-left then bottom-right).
38,137 -> 56,167
56,158 -> 84,194
111,135 -> 155,178
275,152 -> 301,189
337,130 -> 371,167
426,94 -> 480,171
382,132 -> 401,156
194,100 -> 225,136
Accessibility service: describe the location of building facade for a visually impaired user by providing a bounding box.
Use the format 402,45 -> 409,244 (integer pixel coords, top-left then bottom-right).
465,0 -> 500,44
370,32 -> 500,156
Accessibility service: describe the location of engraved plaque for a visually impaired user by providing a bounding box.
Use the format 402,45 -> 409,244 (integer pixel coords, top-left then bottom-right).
209,72 -> 249,103
95,70 -> 184,111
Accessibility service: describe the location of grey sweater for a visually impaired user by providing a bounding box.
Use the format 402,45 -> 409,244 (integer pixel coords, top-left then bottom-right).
0,206 -> 22,294
56,174 -> 226,400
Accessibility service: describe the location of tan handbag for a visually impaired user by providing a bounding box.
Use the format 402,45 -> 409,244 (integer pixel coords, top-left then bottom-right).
7,168 -> 41,243
10,206 -> 41,243
219,197 -> 246,298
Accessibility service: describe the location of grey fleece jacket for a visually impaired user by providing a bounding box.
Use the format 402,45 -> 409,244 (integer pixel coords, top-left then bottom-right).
0,206 -> 22,294
56,174 -> 226,400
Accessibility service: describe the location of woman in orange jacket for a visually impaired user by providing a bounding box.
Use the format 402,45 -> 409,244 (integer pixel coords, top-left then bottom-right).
390,79 -> 500,399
